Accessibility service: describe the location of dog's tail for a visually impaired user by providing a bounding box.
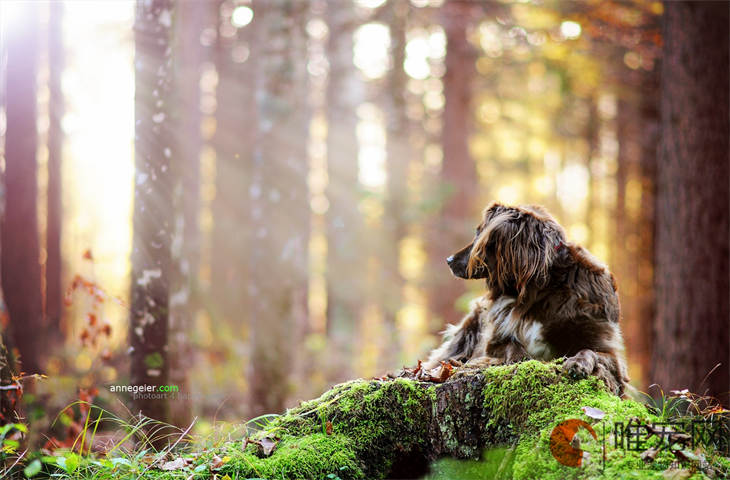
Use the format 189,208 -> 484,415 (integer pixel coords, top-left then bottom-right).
423,304 -> 484,369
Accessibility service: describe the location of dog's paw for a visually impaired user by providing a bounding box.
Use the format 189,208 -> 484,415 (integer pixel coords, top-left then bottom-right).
465,355 -> 501,368
562,355 -> 593,380
592,364 -> 622,396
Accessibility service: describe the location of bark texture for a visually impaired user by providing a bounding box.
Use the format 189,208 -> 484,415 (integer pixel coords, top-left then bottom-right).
247,0 -> 310,417
168,0 -> 208,428
46,0 -> 65,341
380,1 -> 410,371
325,1 -> 363,381
1,2 -> 44,375
210,1 -> 254,330
428,1 -> 479,333
130,0 -> 176,423
652,1 -> 730,405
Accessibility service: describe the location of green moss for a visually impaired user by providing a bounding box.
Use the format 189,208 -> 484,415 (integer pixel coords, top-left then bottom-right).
424,446 -> 516,480
219,433 -> 362,480
259,377 -> 432,478
478,360 -> 686,480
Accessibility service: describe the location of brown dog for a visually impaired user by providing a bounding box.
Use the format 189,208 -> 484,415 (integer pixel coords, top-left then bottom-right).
424,202 -> 629,395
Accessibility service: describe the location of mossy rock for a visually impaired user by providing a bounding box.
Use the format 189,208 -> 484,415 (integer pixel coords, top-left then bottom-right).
208,360 -> 713,479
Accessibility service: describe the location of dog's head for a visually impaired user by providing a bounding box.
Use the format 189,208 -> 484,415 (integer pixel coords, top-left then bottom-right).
446,202 -> 566,299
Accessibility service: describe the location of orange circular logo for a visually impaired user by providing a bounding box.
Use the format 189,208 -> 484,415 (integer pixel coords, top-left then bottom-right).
549,419 -> 597,467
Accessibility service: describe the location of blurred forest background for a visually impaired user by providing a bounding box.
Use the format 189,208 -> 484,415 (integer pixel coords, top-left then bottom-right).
0,0 -> 727,444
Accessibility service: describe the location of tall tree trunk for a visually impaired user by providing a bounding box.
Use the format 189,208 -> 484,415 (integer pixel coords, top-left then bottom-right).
380,1 -> 410,372
652,1 -> 729,405
0,335 -> 20,426
585,96 -> 599,249
130,0 -> 176,424
1,2 -> 44,375
635,66 -> 660,388
46,0 -> 64,341
248,0 -> 310,416
210,5 -> 254,330
428,2 -> 478,333
168,0 -> 208,428
325,2 -> 362,381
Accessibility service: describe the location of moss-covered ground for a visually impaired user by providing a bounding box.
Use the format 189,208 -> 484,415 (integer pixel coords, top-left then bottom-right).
15,360 -> 729,479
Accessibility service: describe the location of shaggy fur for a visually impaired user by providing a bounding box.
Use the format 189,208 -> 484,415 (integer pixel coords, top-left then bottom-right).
424,202 -> 629,395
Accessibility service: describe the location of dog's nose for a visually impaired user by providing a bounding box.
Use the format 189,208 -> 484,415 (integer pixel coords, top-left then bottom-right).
446,255 -> 454,264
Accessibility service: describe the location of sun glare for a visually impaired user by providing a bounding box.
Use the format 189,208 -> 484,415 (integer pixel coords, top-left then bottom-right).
560,20 -> 582,40
353,22 -> 391,80
231,5 -> 254,28
62,0 -> 135,336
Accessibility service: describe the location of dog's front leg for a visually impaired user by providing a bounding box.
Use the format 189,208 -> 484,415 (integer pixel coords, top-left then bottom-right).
423,305 -> 485,370
563,349 -> 625,395
486,338 -> 528,364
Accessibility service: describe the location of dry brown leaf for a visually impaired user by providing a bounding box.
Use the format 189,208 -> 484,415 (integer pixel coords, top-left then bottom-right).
210,455 -> 224,470
160,458 -> 187,471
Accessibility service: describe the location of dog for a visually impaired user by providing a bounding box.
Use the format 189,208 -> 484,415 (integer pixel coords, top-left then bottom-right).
423,202 -> 629,396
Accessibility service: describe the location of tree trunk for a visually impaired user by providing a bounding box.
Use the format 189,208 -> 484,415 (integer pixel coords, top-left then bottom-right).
652,1 -> 729,405
130,0 -> 176,424
0,335 -> 20,426
380,1 -> 410,372
210,3 -> 254,331
168,0 -> 208,429
1,2 -> 44,375
585,96 -> 599,249
46,0 -> 64,342
428,2 -> 478,333
635,66 -> 660,389
247,0 -> 310,417
325,2 -> 363,382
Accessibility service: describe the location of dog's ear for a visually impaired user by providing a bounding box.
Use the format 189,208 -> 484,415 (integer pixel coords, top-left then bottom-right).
487,209 -> 564,301
513,213 -> 565,301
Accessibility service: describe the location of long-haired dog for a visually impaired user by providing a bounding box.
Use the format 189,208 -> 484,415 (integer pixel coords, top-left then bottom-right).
424,202 -> 629,395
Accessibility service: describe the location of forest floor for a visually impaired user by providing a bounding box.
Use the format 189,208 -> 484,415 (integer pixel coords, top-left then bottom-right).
7,360 -> 730,479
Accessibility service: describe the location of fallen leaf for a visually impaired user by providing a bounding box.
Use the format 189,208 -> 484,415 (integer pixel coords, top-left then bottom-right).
325,421 -> 333,435
245,437 -> 278,457
210,455 -> 224,470
581,406 -> 606,420
641,447 -> 659,463
161,458 -> 187,471
435,361 -> 454,382
259,438 -> 277,456
672,449 -> 699,463
662,467 -> 692,480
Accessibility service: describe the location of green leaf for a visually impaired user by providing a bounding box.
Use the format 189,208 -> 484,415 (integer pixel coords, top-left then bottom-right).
56,453 -> 80,474
13,423 -> 28,433
110,457 -> 132,467
3,439 -> 19,453
144,352 -> 164,369
194,464 -> 208,473
24,459 -> 42,478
